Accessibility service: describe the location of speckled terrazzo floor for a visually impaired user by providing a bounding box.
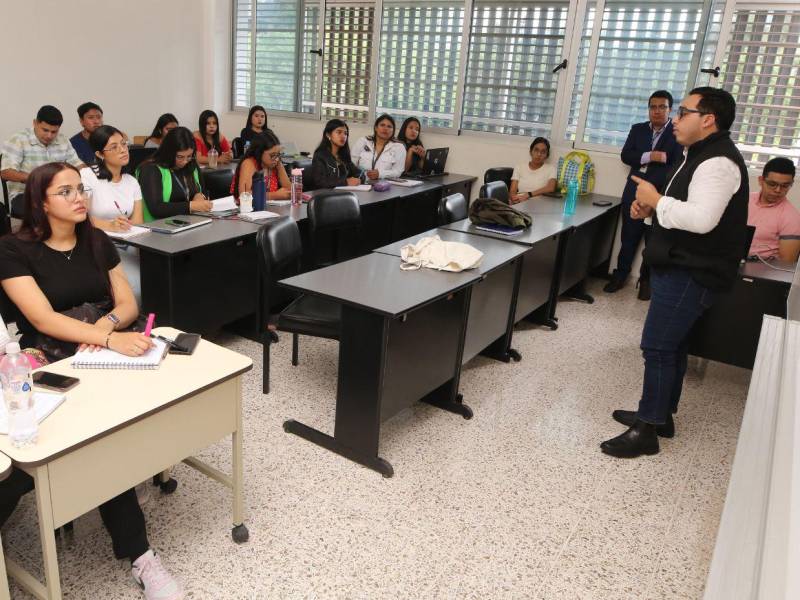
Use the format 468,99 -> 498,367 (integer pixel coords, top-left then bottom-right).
3,277 -> 750,599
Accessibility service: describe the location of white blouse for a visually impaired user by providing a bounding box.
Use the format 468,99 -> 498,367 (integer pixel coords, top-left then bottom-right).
352,137 -> 407,179
80,167 -> 142,221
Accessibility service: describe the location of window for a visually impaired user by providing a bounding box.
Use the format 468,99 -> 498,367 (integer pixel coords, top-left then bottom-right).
463,0 -> 571,137
377,0 -> 465,129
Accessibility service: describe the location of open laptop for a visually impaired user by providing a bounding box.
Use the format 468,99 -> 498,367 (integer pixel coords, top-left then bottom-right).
414,147 -> 449,178
144,215 -> 212,234
281,141 -> 301,158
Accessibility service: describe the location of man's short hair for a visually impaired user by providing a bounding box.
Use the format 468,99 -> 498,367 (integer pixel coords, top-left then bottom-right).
689,86 -> 736,131
649,90 -> 673,108
35,105 -> 63,126
77,102 -> 103,119
762,157 -> 796,179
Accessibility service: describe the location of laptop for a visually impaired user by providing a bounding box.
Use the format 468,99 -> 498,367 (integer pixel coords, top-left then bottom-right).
281,141 -> 301,158
144,215 -> 212,234
415,147 -> 449,178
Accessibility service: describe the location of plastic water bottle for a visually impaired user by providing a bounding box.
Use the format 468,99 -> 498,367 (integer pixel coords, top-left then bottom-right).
0,342 -> 38,448
564,178 -> 578,216
243,140 -> 251,155
208,147 -> 219,169
290,168 -> 303,206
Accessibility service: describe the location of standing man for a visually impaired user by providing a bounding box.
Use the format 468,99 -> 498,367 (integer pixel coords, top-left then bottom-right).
70,101 -> 104,164
604,90 -> 683,300
601,87 -> 748,458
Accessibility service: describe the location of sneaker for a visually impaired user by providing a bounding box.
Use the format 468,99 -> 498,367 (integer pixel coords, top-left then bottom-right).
131,549 -> 184,600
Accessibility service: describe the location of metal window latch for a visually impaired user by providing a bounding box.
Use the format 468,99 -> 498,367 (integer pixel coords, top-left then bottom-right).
309,48 -> 323,57
552,59 -> 568,74
701,66 -> 721,78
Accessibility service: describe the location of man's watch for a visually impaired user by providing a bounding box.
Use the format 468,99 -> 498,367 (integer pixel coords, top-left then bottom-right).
105,312 -> 121,330
528,192 -> 533,199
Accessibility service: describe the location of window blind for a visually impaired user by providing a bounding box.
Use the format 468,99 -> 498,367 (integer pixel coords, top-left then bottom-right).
376,0 -> 464,129
463,0 -> 570,136
233,0 -> 254,109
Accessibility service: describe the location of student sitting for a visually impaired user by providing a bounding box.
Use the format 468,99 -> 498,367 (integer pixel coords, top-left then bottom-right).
509,137 -> 557,203
69,101 -> 104,164
0,162 -> 184,600
144,113 -> 179,148
240,105 -> 272,146
138,127 -> 212,221
748,157 -> 800,262
230,132 -> 291,201
193,110 -> 233,165
308,119 -> 362,189
398,117 -> 426,174
81,125 -> 145,300
352,114 -> 406,180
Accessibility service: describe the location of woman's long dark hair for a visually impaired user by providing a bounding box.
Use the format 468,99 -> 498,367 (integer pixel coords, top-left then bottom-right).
368,113 -> 397,143
246,105 -> 267,131
198,109 -> 221,151
142,127 -> 201,196
89,125 -> 125,181
148,113 -> 178,140
314,119 -> 353,163
232,131 -> 281,196
398,117 -> 423,149
17,162 -> 113,296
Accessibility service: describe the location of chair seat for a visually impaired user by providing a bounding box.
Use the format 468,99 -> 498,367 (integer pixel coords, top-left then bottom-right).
277,294 -> 341,339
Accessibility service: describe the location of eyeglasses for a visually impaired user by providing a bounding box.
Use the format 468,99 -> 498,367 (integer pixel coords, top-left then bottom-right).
175,152 -> 195,162
649,104 -> 670,112
48,186 -> 93,202
763,180 -> 794,191
265,152 -> 281,160
102,140 -> 130,154
676,106 -> 710,119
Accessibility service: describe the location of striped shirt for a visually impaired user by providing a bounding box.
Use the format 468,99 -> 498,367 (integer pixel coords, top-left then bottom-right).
1,128 -> 82,197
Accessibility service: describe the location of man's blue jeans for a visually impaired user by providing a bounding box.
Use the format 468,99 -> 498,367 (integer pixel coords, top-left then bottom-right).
637,268 -> 715,424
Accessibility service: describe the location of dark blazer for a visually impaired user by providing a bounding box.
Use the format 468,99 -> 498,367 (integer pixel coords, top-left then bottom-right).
620,120 -> 683,204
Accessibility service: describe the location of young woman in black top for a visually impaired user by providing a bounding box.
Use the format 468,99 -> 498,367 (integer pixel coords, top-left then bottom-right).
137,126 -> 212,220
0,162 -> 183,598
398,116 -> 426,174
240,105 -> 270,145
144,113 -> 178,148
308,119 -> 362,189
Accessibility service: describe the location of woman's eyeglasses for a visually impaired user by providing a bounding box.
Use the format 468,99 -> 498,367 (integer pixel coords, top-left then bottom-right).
48,186 -> 93,202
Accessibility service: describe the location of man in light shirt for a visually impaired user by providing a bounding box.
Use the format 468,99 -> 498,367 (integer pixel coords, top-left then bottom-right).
747,157 -> 800,262
601,87 -> 748,458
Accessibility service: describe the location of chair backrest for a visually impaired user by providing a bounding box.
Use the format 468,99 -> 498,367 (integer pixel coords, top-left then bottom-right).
231,137 -> 244,159
307,191 -> 361,266
255,217 -> 303,329
133,135 -> 148,146
484,167 -> 514,189
480,180 -> 510,204
437,193 -> 467,225
0,153 -> 10,206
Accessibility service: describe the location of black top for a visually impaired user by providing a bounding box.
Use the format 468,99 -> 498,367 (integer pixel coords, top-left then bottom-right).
0,232 -> 120,347
239,127 -> 275,145
308,147 -> 361,190
404,141 -> 424,173
138,163 -> 201,219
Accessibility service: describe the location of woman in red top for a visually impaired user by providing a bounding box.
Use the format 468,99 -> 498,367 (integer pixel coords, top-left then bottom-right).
193,109 -> 233,165
230,132 -> 291,201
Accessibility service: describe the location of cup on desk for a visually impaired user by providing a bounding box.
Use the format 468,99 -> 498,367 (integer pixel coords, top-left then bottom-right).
239,191 -> 253,213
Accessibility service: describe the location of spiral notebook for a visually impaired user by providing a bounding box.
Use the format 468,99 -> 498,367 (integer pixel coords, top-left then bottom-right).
71,339 -> 169,369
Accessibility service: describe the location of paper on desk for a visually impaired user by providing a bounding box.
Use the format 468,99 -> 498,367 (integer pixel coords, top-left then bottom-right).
239,210 -> 281,222
334,184 -> 372,191
106,225 -> 150,240
210,196 -> 238,212
0,390 -> 66,434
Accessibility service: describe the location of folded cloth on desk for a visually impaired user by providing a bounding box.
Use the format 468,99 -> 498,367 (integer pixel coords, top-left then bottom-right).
400,235 -> 483,272
469,197 -> 532,229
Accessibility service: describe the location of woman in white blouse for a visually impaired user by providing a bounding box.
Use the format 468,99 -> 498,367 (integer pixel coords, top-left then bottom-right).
80,125 -> 144,301
510,137 -> 557,203
352,114 -> 407,180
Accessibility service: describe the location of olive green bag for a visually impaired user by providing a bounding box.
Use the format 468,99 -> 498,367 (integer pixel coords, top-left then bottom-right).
468,197 -> 532,229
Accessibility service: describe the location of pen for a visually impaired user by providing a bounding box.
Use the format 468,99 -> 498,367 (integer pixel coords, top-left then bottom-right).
150,334 -> 189,353
143,313 -> 155,337
112,200 -> 126,216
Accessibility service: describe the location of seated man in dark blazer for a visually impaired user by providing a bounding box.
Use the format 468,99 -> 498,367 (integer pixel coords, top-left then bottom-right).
604,90 -> 683,299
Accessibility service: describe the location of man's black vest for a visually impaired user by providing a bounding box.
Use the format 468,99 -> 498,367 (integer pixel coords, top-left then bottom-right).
644,130 -> 748,292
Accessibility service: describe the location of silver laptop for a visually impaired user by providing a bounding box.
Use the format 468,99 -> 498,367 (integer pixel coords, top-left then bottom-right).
144,215 -> 212,234
281,141 -> 300,157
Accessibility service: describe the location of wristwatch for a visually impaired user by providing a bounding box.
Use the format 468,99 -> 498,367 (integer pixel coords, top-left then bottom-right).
105,312 -> 120,330
527,192 -> 533,199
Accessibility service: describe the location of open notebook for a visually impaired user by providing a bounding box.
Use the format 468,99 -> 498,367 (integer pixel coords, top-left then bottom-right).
0,390 -> 66,434
71,338 -> 169,369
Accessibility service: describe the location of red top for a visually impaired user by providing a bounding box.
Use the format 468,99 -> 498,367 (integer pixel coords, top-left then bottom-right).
230,157 -> 279,199
194,135 -> 231,157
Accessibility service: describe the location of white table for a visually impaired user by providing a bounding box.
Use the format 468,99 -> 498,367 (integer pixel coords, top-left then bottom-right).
0,328 -> 252,599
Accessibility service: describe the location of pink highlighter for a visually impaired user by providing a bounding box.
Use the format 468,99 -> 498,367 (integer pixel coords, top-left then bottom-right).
144,313 -> 155,337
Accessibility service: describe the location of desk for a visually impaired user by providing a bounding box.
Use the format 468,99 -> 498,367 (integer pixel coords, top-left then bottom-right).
1,453 -> 11,600
280,253 -> 477,477
0,328 -> 252,600
689,260 -> 796,369
374,228 -> 529,363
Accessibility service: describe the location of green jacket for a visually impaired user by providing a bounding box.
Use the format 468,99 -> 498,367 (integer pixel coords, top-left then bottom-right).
140,164 -> 201,222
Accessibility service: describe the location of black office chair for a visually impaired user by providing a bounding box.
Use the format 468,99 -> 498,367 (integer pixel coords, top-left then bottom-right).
256,217 -> 342,394
0,154 -> 17,229
202,168 -> 234,199
307,190 -> 361,268
231,137 -> 245,159
484,167 -> 514,190
480,180 -> 510,204
437,193 -> 467,225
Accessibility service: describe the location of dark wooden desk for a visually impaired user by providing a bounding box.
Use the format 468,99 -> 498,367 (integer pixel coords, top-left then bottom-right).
374,228 -> 529,363
689,260 -> 796,369
280,252 -> 480,477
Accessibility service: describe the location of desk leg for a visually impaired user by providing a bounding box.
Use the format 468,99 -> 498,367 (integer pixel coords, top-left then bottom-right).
33,466 -> 61,600
231,377 -> 248,543
0,533 -> 9,600
479,259 -> 523,363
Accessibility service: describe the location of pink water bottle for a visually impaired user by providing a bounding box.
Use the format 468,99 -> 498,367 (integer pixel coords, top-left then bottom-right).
291,168 -> 303,206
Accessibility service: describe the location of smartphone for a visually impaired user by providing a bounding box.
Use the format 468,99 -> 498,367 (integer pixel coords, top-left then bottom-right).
168,333 -> 201,355
32,371 -> 80,392
592,200 -> 613,207
166,218 -> 190,226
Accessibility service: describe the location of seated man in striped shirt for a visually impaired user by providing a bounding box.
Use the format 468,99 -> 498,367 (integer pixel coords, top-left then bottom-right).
747,157 -> 800,263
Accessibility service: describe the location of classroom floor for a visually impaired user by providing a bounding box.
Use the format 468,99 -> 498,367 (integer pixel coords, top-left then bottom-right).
3,277 -> 751,600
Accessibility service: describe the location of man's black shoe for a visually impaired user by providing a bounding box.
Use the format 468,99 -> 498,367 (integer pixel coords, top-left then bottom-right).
600,420 -> 660,458
612,410 -> 675,438
603,279 -> 625,293
637,278 -> 651,301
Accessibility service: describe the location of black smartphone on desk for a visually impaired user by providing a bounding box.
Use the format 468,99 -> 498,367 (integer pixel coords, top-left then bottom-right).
168,333 -> 201,355
33,371 -> 80,392
592,199 -> 613,207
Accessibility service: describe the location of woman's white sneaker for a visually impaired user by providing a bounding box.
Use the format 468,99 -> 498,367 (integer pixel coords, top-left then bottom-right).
131,549 -> 183,600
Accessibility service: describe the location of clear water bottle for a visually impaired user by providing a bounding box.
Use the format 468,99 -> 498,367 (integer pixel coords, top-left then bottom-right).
243,140 -> 251,155
564,178 -> 578,216
0,342 -> 38,448
208,147 -> 219,169
290,168 -> 303,206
